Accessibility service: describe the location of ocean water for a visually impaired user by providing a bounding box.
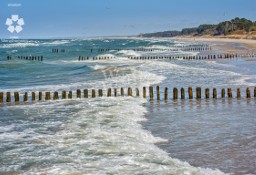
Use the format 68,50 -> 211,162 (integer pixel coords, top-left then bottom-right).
0,38 -> 255,175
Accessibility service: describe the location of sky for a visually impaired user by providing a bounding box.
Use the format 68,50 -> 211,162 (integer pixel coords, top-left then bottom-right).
0,0 -> 255,39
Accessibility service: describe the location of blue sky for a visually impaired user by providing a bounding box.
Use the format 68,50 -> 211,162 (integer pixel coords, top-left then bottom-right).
0,0 -> 255,38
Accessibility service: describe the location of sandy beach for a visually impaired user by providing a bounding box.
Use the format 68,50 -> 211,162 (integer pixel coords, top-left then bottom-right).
174,37 -> 256,55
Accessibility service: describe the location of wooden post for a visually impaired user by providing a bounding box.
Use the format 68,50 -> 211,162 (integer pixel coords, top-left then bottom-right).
84,89 -> 88,98
68,91 -> 72,99
32,92 -> 35,101
39,92 -> 42,101
246,87 -> 251,98
24,92 -> 28,102
221,88 -> 225,98
237,88 -> 241,99
205,88 -> 210,99
114,88 -> 117,97
62,91 -> 66,99
98,89 -> 103,97
128,87 -> 132,96
0,92 -> 3,103
53,92 -> 59,100
196,87 -> 201,99
14,92 -> 19,102
164,87 -> 168,100
136,88 -> 140,97
121,88 -> 124,96
181,88 -> 185,99
188,87 -> 193,99
77,89 -> 81,98
45,92 -> 51,100
107,88 -> 111,97
92,89 -> 96,98
173,88 -> 178,100
254,87 -> 256,97
228,88 -> 232,98
213,88 -> 217,99
149,86 -> 153,100
6,92 -> 11,102
143,87 -> 146,98
156,86 -> 160,100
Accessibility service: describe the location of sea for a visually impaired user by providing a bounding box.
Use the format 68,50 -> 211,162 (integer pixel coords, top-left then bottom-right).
0,38 -> 255,175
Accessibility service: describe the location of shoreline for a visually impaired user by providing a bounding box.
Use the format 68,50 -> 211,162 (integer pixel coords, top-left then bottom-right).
173,37 -> 256,55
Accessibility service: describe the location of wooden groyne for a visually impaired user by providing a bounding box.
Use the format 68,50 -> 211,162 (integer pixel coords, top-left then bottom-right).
78,56 -> 115,61
88,46 -> 211,53
128,54 -> 238,60
1,87 -> 255,105
7,55 -> 43,61
52,48 -> 65,53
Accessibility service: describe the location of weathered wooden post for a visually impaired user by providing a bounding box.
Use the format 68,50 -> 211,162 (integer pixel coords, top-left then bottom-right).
221,88 -> 225,98
181,88 -> 185,99
62,91 -> 66,99
68,91 -> 72,99
84,89 -> 88,98
205,88 -> 210,99
14,92 -> 19,102
228,88 -> 232,98
173,88 -> 178,100
6,92 -> 11,102
53,92 -> 59,100
92,89 -> 96,98
128,87 -> 132,96
246,87 -> 251,98
143,87 -> 146,98
107,88 -> 111,97
98,89 -> 103,97
149,86 -> 153,100
164,87 -> 168,100
157,86 -> 160,101
237,88 -> 241,99
213,88 -> 217,99
121,88 -> 124,96
196,87 -> 201,99
77,89 -> 81,98
136,88 -> 139,97
32,92 -> 35,101
39,92 -> 42,101
45,92 -> 51,100
188,87 -> 193,99
0,92 -> 3,103
24,92 -> 28,102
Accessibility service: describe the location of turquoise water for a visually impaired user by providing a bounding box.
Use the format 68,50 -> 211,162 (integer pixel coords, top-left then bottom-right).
0,38 -> 255,174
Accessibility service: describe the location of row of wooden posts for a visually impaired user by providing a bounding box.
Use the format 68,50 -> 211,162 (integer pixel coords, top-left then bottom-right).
1,87 -> 255,104
78,54 -> 238,61
89,47 -> 211,53
128,54 -> 239,60
78,56 -> 115,61
7,55 -> 44,61
52,48 -> 65,53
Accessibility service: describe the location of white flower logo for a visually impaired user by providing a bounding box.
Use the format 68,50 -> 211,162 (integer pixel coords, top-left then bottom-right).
5,15 -> 25,33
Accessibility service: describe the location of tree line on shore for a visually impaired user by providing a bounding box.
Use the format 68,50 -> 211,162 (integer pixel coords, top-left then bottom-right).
140,17 -> 256,37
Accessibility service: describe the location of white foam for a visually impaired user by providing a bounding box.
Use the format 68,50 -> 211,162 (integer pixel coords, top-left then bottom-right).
41,40 -> 70,46
0,98 -> 226,175
0,42 -> 39,48
117,50 -> 141,57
